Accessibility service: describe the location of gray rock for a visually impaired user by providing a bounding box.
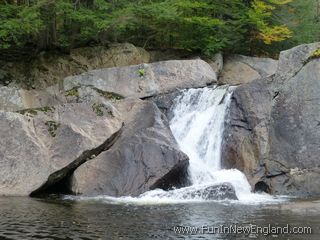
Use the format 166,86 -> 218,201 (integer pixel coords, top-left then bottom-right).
68,99 -> 190,197
219,55 -> 277,85
235,55 -> 278,78
221,76 -> 275,187
222,43 -> 320,196
276,42 -> 320,82
0,103 -> 122,196
0,59 -> 216,112
141,183 -> 238,200
204,53 -> 224,77
0,86 -> 66,112
179,183 -> 238,200
267,57 -> 320,196
69,43 -> 150,71
147,91 -> 181,120
0,86 -> 24,111
63,59 -> 216,99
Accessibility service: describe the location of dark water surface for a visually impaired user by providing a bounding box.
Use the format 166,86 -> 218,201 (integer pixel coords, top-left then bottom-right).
0,197 -> 319,240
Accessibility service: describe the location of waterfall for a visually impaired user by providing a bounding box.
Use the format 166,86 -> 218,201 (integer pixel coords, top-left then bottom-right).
170,86 -> 231,184
136,86 -> 278,203
70,86 -> 285,204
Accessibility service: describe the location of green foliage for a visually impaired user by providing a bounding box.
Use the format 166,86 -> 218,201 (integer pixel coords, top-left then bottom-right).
274,0 -> 320,48
138,68 -> 145,77
0,0 -> 306,56
110,0 -> 249,55
247,0 -> 292,45
65,88 -> 80,98
308,48 -> 320,61
0,4 -> 42,49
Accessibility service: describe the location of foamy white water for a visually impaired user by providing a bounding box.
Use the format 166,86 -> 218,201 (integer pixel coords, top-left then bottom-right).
66,86 -> 287,205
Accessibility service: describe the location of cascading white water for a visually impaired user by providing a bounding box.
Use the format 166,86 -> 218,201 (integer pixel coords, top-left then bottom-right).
170,86 -> 231,184
137,86 -> 279,203
165,86 -> 273,202
69,86 -> 285,204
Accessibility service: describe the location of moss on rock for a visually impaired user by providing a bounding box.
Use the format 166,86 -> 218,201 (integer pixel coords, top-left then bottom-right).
45,121 -> 61,137
65,88 -> 80,98
92,103 -> 104,117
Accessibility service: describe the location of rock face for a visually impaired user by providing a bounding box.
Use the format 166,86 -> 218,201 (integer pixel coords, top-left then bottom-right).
0,96 -> 189,196
63,59 -> 216,99
0,103 -> 123,196
268,44 -> 320,196
222,76 -> 274,187
68,100 -> 189,196
0,59 -> 216,112
0,86 -> 64,112
222,43 -> 320,196
219,55 -> 278,85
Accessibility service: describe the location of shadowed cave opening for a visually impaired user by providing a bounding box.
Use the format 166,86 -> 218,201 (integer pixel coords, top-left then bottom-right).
30,174 -> 73,198
254,181 -> 270,193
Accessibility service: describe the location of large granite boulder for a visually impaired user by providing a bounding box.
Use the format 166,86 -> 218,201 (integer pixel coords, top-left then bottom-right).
268,45 -> 320,196
68,99 -> 189,196
222,43 -> 320,196
63,59 -> 216,99
0,103 -> 123,196
222,76 -> 274,187
0,98 -> 190,196
219,55 -> 278,85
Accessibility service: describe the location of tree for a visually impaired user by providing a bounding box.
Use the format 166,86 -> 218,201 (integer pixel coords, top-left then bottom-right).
109,0 -> 250,55
0,0 -> 295,56
274,0 -> 320,46
247,0 -> 292,45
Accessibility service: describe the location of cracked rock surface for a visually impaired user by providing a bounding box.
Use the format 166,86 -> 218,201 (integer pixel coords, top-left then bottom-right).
0,103 -> 122,196
222,42 -> 320,196
68,99 -> 189,197
0,98 -> 189,197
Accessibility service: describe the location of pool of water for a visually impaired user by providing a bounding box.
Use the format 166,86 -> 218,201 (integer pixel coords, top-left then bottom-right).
0,197 -> 319,239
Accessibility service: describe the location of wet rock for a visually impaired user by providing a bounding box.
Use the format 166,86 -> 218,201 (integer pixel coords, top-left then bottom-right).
184,183 -> 238,200
221,76 -> 274,187
144,183 -> 238,201
147,91 -> 181,120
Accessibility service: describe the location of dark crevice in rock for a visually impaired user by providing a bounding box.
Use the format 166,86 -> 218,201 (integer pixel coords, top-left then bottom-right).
273,91 -> 280,100
254,181 -> 270,193
150,158 -> 191,191
30,124 -> 124,197
266,172 -> 287,178
231,123 -> 252,131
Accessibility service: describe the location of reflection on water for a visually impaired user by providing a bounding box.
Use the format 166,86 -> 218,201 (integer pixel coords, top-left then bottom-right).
0,197 -> 319,239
